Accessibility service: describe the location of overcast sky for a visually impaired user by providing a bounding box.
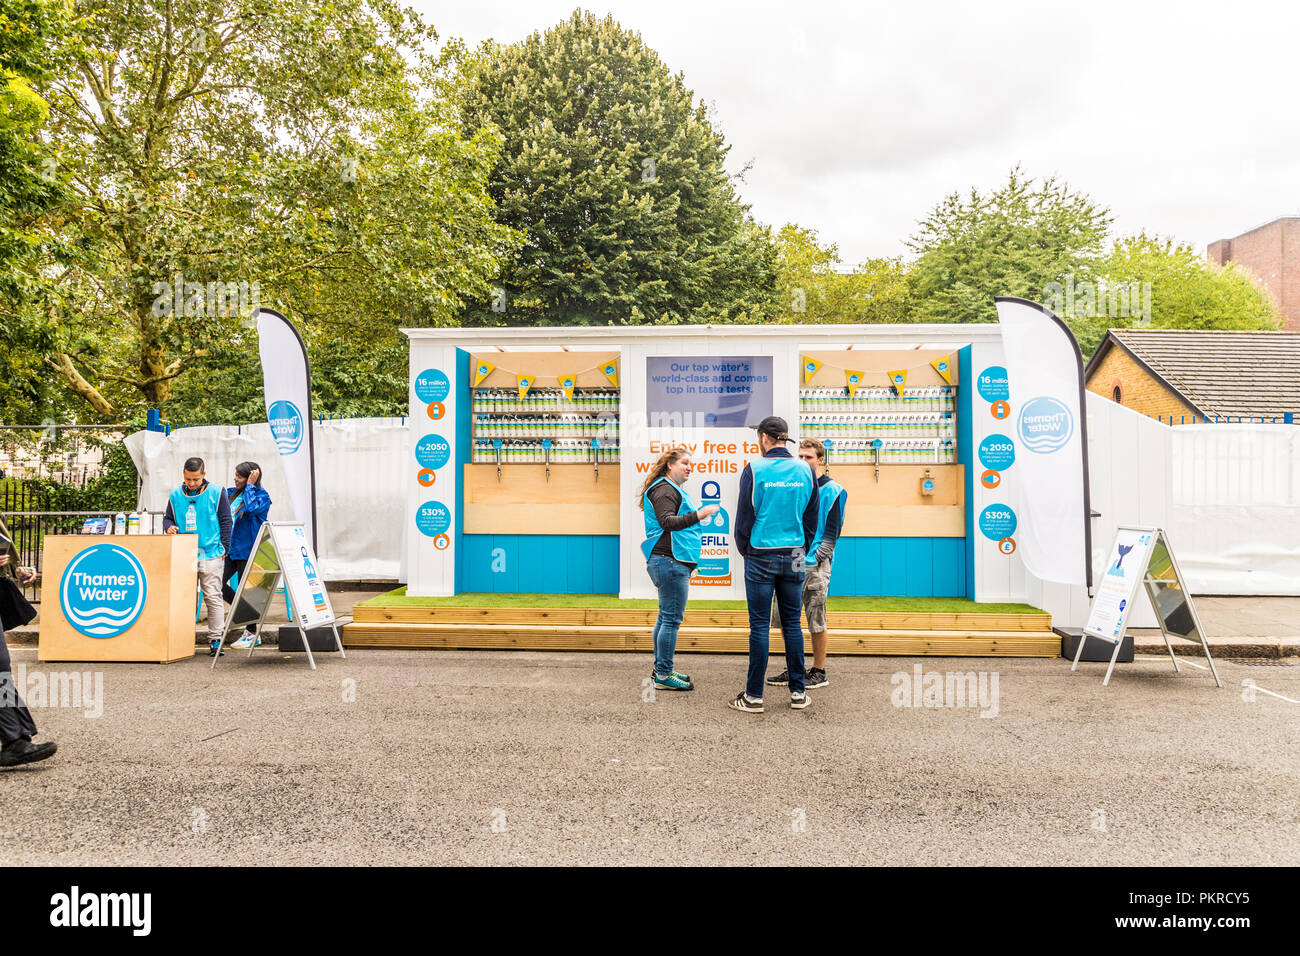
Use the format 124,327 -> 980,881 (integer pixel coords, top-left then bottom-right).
418,0 -> 1299,266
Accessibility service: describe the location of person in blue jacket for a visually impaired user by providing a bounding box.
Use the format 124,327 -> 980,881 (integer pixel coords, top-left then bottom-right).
729,416 -> 818,714
223,461 -> 272,648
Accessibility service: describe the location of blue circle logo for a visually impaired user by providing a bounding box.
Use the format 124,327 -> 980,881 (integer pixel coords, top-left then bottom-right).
805,361 -> 815,373
59,544 -> 148,638
937,360 -> 949,373
701,480 -> 721,500
979,505 -> 1017,541
978,434 -> 1016,471
267,400 -> 303,455
562,377 -> 574,388
415,434 -> 451,470
414,369 -> 450,404
415,501 -> 451,538
604,364 -> 615,375
977,366 -> 1009,402
1018,396 -> 1074,454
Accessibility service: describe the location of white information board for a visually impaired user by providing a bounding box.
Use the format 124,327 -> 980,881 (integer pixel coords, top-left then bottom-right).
272,522 -> 336,629
1083,526 -> 1156,642
1075,525 -> 1220,687
216,521 -> 343,670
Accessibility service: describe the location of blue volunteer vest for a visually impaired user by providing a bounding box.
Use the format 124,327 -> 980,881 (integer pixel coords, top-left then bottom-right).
169,483 -> 225,560
748,455 -> 817,550
807,478 -> 848,565
641,477 -> 703,564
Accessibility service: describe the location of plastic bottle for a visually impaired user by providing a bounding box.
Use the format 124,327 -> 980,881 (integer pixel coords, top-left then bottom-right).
114,512 -> 126,535
127,512 -> 140,535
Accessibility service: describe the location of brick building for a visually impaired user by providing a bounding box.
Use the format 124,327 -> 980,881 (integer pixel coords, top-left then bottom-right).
1084,329 -> 1300,423
1207,216 -> 1300,331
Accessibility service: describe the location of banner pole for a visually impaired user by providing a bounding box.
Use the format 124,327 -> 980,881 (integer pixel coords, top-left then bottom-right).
255,308 -> 320,554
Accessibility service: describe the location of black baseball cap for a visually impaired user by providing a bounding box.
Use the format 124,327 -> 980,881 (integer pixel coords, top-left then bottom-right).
749,415 -> 793,442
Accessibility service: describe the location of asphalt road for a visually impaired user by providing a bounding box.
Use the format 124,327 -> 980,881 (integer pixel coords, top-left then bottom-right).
1,646 -> 1296,866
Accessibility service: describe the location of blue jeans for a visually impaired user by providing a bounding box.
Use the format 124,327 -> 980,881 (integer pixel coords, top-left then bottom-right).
744,550 -> 806,697
646,555 -> 691,676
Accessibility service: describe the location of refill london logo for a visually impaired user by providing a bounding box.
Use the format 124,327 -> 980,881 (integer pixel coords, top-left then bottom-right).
268,399 -> 304,455
59,544 -> 147,638
1017,396 -> 1073,454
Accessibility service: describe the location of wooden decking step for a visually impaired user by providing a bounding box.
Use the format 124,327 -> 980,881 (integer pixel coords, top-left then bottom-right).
340,621 -> 1059,658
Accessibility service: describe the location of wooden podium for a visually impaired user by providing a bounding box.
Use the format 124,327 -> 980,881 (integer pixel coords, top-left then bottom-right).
39,534 -> 198,663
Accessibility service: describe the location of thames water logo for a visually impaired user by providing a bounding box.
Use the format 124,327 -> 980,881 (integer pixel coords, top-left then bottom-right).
268,399 -> 304,455
60,545 -> 147,639
1017,396 -> 1073,454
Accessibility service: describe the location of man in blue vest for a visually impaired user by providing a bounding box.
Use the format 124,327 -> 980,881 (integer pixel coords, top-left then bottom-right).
163,456 -> 233,656
730,416 -> 818,713
769,438 -> 846,689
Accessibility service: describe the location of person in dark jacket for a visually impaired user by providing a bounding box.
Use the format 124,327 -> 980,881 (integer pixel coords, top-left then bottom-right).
768,438 -> 846,690
730,417 -> 818,714
0,522 -> 56,766
223,461 -> 271,647
638,446 -> 718,691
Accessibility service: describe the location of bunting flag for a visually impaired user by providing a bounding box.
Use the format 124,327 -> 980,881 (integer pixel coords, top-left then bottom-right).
600,360 -> 619,387
845,369 -> 865,398
516,373 -> 534,399
557,374 -> 577,400
930,356 -> 954,385
473,361 -> 495,387
888,369 -> 907,396
802,357 -> 823,383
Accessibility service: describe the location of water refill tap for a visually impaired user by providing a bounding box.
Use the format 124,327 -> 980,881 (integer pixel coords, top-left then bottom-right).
871,438 -> 883,482
920,468 -> 935,497
542,438 -> 553,482
822,438 -> 834,469
492,438 -> 503,482
591,437 -> 602,481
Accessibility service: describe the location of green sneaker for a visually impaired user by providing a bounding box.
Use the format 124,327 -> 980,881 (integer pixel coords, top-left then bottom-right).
671,669 -> 691,683
652,671 -> 693,691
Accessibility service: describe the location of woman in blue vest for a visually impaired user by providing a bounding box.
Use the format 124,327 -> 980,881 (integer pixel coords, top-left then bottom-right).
639,446 -> 718,691
224,461 -> 272,648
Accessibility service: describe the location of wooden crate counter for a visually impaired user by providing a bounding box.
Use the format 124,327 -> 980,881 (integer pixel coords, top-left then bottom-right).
39,534 -> 199,663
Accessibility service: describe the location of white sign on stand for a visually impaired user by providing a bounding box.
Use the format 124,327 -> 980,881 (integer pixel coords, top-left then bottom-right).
216,521 -> 343,670
1075,525 -> 1221,687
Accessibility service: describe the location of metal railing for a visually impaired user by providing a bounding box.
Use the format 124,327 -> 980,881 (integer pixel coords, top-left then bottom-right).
1,482 -> 158,604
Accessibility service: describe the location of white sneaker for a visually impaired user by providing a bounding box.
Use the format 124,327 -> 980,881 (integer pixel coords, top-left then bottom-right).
230,630 -> 261,649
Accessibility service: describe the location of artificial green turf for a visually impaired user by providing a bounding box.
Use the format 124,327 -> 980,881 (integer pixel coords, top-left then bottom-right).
357,587 -> 1042,614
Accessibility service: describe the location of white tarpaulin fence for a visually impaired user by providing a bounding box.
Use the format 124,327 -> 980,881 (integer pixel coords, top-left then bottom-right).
124,417 -> 407,581
1026,397 -> 1300,628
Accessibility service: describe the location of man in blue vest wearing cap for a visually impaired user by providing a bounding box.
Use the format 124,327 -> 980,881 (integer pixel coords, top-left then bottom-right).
730,416 -> 818,713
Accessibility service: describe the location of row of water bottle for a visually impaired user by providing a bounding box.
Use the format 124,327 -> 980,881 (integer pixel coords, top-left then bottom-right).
471,439 -> 620,463
800,413 -> 956,438
472,389 -> 619,413
799,386 -> 954,412
474,414 -> 618,438
828,439 -> 957,464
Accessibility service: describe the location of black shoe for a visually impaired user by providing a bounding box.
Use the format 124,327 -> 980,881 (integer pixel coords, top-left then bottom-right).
806,668 -> 828,689
766,670 -> 790,686
0,739 -> 57,767
208,639 -> 224,657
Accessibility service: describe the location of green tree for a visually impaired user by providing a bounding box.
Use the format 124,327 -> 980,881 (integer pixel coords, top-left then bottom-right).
1061,233 -> 1283,356
12,0 -> 519,425
0,0 -> 71,420
907,165 -> 1112,326
459,9 -> 777,326
774,224 -> 911,323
